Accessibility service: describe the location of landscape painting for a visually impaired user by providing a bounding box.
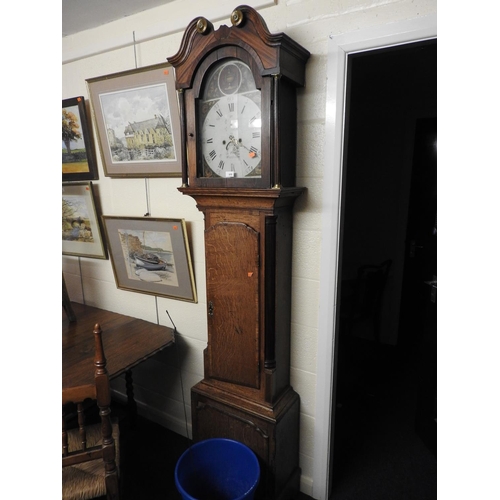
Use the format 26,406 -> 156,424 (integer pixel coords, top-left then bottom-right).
87,64 -> 182,177
118,227 -> 179,288
100,84 -> 174,163
62,97 -> 98,182
62,182 -> 107,259
102,216 -> 197,302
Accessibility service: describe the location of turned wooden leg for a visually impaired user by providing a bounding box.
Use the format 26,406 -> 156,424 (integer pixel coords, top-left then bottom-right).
125,369 -> 138,427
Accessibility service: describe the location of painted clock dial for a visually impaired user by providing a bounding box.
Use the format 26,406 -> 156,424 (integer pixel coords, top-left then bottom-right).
198,59 -> 262,179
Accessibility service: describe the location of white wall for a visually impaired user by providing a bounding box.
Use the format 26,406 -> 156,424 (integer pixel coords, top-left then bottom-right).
62,0 -> 437,496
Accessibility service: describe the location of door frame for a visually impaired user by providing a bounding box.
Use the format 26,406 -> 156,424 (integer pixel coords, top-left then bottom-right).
313,15 -> 437,500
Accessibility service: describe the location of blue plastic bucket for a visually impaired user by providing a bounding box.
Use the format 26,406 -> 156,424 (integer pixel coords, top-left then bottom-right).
175,438 -> 260,500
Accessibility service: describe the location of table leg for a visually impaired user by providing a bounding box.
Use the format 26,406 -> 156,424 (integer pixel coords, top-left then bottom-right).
125,369 -> 138,427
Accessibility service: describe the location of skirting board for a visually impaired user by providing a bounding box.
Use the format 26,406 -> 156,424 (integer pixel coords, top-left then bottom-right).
111,387 -> 192,439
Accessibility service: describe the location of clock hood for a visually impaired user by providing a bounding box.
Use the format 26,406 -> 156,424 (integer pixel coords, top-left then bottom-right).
168,5 -> 310,91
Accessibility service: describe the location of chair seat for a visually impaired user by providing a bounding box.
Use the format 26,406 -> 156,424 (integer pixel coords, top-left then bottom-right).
62,420 -> 120,500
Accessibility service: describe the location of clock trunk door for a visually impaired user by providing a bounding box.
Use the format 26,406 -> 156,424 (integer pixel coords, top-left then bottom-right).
205,222 -> 260,389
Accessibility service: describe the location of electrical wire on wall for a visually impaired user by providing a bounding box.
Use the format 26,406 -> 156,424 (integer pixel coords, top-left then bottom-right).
133,29 -> 157,314
131,29 -> 190,439
133,31 -> 138,69
144,178 -> 151,217
133,30 -> 153,220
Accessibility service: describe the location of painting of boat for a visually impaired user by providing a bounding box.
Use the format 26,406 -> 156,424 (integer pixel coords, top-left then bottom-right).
134,252 -> 168,271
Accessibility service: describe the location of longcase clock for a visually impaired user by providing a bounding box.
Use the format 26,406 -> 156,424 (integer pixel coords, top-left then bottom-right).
168,6 -> 309,499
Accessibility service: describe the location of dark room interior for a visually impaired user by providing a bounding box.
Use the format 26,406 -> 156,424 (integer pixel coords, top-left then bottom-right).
329,39 -> 437,499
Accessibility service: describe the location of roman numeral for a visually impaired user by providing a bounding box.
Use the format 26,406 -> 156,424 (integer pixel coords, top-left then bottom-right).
218,160 -> 225,170
207,138 -> 213,143
216,108 -> 223,118
252,132 -> 260,139
209,150 -> 216,161
241,105 -> 246,114
250,146 -> 258,156
228,102 -> 235,112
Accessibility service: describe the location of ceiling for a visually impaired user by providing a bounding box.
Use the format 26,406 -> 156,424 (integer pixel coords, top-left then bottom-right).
62,0 -> 176,37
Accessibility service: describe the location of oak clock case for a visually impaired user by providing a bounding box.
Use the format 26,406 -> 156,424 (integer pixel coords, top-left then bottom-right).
168,6 -> 310,500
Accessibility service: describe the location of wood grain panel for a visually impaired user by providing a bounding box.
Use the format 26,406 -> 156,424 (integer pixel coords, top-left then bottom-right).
205,222 -> 260,388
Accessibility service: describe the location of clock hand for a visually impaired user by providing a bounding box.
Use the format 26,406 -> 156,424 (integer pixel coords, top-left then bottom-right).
237,140 -> 259,158
227,135 -> 258,159
226,136 -> 241,158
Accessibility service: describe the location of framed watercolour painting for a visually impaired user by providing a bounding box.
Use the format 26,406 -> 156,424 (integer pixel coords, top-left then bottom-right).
102,216 -> 197,302
87,63 -> 182,177
62,97 -> 98,182
62,182 -> 107,259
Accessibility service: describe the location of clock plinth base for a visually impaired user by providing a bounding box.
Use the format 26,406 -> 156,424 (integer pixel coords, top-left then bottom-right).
191,380 -> 301,500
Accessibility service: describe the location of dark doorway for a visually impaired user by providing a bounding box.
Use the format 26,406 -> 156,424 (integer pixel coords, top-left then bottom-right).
330,40 -> 437,499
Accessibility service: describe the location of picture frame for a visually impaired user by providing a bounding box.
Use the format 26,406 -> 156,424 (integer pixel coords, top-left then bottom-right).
62,96 -> 99,181
87,63 -> 182,178
62,182 -> 107,259
102,216 -> 197,302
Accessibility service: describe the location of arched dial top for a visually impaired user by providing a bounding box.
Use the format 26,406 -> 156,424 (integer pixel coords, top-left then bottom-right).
198,59 -> 262,179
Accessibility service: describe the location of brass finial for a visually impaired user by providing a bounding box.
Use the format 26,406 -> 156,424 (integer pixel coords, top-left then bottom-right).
196,17 -> 209,34
230,8 -> 244,27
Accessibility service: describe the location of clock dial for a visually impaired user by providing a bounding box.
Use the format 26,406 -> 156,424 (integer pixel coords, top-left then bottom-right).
198,59 -> 262,179
201,94 -> 261,178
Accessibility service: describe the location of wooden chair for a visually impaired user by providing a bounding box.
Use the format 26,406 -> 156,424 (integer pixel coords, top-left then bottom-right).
62,323 -> 120,500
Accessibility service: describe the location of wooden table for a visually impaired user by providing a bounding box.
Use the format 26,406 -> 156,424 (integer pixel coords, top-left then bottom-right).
63,302 -> 175,415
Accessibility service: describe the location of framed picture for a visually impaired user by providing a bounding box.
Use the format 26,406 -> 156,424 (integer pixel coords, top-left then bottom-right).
63,97 -> 99,182
62,182 -> 107,259
87,63 -> 182,177
102,216 -> 197,302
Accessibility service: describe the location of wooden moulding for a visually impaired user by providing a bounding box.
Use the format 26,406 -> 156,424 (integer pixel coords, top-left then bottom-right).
168,5 -> 310,90
178,186 -> 306,210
